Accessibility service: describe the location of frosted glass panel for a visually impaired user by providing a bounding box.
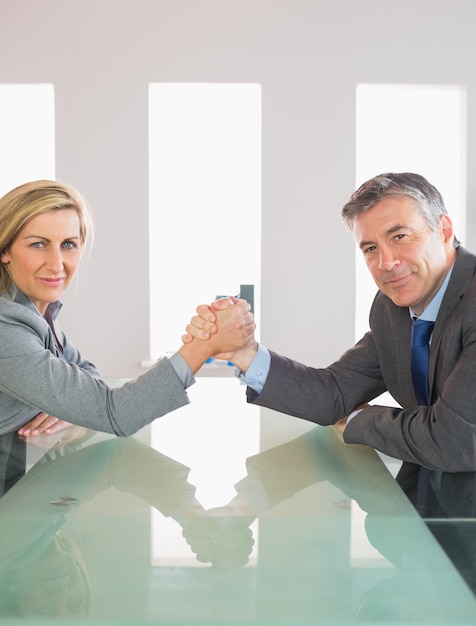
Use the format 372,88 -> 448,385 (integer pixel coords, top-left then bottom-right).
148,83 -> 261,358
0,83 -> 55,196
355,84 -> 466,340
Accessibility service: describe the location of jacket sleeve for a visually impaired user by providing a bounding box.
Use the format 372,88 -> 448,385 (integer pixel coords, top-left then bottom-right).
0,301 -> 190,435
345,292 -> 476,472
247,333 -> 388,426
248,282 -> 476,472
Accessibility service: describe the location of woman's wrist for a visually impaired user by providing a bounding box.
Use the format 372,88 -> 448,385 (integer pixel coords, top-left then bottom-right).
178,341 -> 211,374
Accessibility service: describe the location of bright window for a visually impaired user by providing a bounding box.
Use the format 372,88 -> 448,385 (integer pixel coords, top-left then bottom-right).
148,84 -> 262,566
0,83 -> 55,196
148,83 -> 261,359
355,84 -> 467,340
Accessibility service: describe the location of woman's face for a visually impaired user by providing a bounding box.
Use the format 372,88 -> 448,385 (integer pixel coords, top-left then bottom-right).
0,209 -> 82,315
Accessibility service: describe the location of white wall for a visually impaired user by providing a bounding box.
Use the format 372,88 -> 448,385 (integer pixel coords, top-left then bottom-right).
1,0 -> 476,377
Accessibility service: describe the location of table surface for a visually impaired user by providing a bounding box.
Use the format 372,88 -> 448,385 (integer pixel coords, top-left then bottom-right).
0,378 -> 475,625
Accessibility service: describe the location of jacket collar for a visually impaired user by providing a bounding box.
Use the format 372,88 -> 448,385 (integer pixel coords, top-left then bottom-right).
6,285 -> 62,321
439,245 -> 476,316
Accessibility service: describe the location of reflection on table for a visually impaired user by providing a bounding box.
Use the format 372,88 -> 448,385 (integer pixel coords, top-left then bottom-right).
0,382 -> 475,624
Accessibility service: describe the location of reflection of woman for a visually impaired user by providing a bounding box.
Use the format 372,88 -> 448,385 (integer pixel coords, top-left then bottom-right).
0,530 -> 92,619
0,180 -> 253,437
0,434 -> 224,618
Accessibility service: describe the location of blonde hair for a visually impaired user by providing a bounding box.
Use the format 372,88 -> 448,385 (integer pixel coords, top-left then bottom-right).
0,180 -> 93,293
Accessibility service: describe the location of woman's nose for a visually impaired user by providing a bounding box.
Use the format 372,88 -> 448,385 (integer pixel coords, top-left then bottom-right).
45,247 -> 64,272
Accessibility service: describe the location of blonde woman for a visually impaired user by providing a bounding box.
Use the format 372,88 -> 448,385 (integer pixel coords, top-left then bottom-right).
0,180 -> 254,437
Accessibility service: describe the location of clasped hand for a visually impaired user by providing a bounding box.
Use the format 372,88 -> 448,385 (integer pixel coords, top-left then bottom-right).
183,297 -> 258,371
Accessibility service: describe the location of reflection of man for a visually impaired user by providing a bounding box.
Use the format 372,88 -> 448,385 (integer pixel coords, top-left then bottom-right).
200,425 -> 474,620
424,471 -> 476,594
187,173 -> 476,504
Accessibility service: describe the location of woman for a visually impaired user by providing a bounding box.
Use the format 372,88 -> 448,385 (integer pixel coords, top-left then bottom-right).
0,180 -> 253,437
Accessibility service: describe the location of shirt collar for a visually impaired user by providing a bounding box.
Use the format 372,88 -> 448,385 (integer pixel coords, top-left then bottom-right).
409,263 -> 454,322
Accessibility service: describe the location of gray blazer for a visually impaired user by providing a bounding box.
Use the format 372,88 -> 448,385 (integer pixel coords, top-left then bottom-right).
247,246 -> 476,473
0,290 -> 189,435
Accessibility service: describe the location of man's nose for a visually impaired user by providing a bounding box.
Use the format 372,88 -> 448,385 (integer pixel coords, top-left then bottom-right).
378,245 -> 399,271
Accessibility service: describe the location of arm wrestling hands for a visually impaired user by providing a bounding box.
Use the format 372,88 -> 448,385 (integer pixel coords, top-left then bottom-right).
184,298 -> 367,437
183,297 -> 258,372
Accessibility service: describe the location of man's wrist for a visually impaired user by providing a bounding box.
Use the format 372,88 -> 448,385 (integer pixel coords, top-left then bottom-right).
235,344 -> 270,395
232,341 -> 259,373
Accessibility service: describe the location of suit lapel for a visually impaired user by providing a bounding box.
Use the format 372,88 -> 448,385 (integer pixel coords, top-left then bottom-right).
429,246 -> 476,393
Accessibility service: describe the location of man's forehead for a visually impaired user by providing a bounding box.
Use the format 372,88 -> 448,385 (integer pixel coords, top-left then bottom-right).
353,197 -> 424,240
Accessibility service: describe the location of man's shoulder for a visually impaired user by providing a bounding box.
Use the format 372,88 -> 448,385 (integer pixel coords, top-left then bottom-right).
446,245 -> 476,296
456,245 -> 476,274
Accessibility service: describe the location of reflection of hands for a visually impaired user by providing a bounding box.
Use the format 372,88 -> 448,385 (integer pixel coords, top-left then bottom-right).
332,416 -> 347,443
181,512 -> 255,570
18,412 -> 71,437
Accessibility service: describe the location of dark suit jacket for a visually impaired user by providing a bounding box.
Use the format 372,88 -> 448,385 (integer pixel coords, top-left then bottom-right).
247,245 -> 476,473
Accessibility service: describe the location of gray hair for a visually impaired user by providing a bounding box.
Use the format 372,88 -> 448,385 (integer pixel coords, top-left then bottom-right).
341,172 -> 448,232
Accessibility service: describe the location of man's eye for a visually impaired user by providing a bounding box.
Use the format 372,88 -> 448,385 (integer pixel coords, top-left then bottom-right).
363,246 -> 376,255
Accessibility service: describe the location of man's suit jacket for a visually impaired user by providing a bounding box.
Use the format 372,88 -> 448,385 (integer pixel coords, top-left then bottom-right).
247,245 -> 476,474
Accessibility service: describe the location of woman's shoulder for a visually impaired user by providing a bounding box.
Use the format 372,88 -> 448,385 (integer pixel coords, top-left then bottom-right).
0,295 -> 50,357
0,292 -> 45,328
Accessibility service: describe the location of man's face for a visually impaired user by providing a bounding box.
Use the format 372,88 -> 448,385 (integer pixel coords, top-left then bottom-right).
352,195 -> 456,316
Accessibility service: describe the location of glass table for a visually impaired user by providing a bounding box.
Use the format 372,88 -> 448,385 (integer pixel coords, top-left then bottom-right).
0,378 -> 475,625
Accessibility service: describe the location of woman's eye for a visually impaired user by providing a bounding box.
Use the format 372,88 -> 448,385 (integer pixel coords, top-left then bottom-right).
62,241 -> 78,249
30,241 -> 44,248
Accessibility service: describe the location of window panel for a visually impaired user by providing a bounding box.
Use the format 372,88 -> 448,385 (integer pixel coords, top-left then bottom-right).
0,83 -> 55,195
148,83 -> 261,359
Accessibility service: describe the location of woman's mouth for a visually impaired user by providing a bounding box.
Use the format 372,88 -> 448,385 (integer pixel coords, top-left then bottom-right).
38,277 -> 65,286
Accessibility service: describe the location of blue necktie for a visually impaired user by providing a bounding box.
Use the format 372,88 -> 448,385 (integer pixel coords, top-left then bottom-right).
411,317 -> 435,515
411,318 -> 435,405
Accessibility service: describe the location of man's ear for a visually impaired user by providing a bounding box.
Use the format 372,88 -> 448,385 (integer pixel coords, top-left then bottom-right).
440,214 -> 454,245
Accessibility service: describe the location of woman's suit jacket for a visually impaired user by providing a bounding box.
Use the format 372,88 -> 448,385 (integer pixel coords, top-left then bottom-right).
247,245 -> 476,474
0,290 -> 189,435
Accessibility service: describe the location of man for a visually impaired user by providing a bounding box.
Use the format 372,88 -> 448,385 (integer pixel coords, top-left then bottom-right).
186,172 -> 476,504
